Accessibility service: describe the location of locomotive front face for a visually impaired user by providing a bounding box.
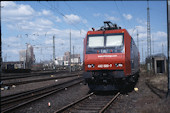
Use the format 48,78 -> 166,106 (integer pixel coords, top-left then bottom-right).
83,32 -> 128,91
84,33 -> 125,72
83,22 -> 140,91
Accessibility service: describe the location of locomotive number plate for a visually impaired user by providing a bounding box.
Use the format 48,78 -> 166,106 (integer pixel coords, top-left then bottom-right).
98,64 -> 112,68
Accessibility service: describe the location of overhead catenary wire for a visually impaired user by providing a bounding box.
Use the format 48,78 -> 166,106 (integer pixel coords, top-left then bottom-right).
9,1 -> 86,50
36,2 -> 87,61
64,1 -> 95,30
64,1 -> 89,29
120,0 -> 134,29
2,16 -> 51,47
120,0 -> 138,39
38,2 -> 87,40
114,0 -> 127,29
38,1 -> 86,36
81,2 -> 110,29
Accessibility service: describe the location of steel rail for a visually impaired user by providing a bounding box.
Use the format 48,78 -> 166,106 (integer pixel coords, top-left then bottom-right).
54,92 -> 94,113
1,74 -> 81,87
1,77 -> 82,104
1,71 -> 82,80
1,78 -> 83,113
54,92 -> 120,113
99,92 -> 120,113
1,70 -> 65,77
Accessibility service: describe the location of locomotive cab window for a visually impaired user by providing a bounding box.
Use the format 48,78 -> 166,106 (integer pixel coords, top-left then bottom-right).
86,34 -> 124,54
88,36 -> 104,48
106,35 -> 123,47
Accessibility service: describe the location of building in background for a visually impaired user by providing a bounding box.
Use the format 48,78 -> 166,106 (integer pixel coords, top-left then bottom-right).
2,61 -> 25,70
146,53 -> 167,74
19,50 -> 26,62
2,44 -> 35,71
63,51 -> 81,66
26,44 -> 35,68
19,44 -> 35,69
63,51 -> 70,66
55,57 -> 64,66
71,54 -> 81,65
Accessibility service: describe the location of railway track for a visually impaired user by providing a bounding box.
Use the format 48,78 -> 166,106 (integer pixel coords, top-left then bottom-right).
54,92 -> 120,113
1,73 -> 81,87
1,70 -> 78,80
145,82 -> 167,99
1,77 -> 83,113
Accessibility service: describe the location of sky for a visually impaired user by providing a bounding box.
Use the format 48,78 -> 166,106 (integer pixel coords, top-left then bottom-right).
1,1 -> 168,63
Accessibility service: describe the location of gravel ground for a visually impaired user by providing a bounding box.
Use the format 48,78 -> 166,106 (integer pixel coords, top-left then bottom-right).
1,76 -> 81,97
2,69 -> 170,113
6,82 -> 89,113
105,71 -> 170,113
148,74 -> 168,92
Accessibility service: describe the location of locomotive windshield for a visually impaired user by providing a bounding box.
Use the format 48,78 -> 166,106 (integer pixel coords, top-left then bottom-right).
106,35 -> 123,47
89,36 -> 104,48
86,34 -> 124,54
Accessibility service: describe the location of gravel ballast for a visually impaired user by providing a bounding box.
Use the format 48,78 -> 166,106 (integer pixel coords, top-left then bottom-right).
6,82 -> 89,113
2,69 -> 170,113
1,76 -> 81,97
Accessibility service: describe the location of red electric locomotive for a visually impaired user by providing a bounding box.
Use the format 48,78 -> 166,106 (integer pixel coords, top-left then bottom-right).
83,21 -> 140,91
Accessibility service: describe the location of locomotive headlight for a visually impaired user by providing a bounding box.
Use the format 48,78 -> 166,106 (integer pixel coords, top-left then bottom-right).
87,64 -> 95,68
118,63 -> 123,67
88,65 -> 92,68
115,63 -> 123,67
